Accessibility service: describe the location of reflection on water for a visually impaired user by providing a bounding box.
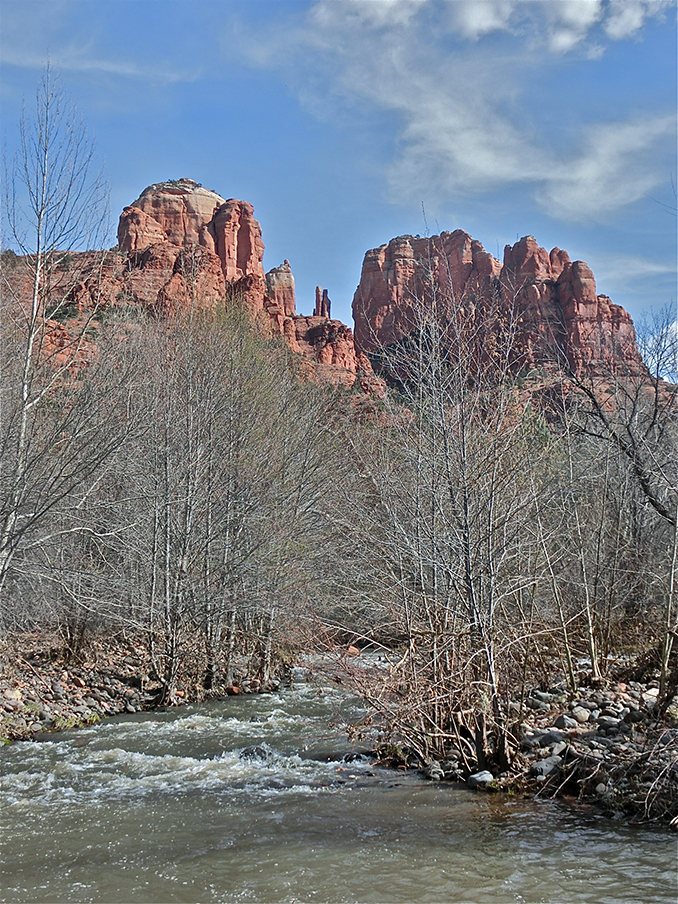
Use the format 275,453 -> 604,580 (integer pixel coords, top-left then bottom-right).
1,682 -> 676,903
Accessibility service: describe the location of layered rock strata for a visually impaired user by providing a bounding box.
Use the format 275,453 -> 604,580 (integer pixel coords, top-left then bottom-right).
352,230 -> 644,378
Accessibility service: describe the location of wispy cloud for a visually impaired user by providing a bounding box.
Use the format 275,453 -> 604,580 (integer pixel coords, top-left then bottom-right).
537,115 -> 676,219
0,4 -> 202,87
593,252 -> 677,282
1,44 -> 200,86
235,0 -> 675,224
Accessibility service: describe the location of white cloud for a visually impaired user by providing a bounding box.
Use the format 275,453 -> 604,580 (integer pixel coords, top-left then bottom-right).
537,116 -> 676,219
2,46 -> 177,82
1,43 -> 200,86
542,0 -> 604,52
310,0 -> 425,30
604,0 -> 672,40
449,1 -> 516,40
595,252 -> 676,281
236,0 -> 675,223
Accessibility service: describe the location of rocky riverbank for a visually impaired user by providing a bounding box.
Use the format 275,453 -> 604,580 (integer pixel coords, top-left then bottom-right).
0,631 -> 274,741
422,680 -> 678,828
2,633 -> 676,829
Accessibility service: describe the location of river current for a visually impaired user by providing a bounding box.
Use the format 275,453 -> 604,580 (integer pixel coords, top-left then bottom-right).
1,676 -> 676,903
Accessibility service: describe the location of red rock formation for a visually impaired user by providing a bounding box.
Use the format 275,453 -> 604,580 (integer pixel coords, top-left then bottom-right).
115,181 -> 268,321
118,179 -> 265,285
155,246 -> 227,317
117,207 -> 167,253
119,179 -> 226,251
314,287 -> 331,319
212,199 -> 265,283
352,230 -> 502,355
115,180 -> 371,388
353,231 -> 644,378
501,236 -> 644,376
266,261 -> 296,317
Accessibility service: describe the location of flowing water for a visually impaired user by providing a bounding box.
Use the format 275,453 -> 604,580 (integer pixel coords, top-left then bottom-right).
1,676 -> 676,903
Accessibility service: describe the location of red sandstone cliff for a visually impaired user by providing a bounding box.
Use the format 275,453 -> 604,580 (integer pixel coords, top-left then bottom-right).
115,179 -> 371,388
352,231 -> 645,379
7,179 -> 644,393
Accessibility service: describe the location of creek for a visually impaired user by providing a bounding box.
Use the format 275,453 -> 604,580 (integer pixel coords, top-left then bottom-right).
1,676 -> 676,903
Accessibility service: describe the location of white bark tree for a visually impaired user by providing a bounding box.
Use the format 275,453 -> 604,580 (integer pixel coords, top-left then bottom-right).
0,66 -> 122,614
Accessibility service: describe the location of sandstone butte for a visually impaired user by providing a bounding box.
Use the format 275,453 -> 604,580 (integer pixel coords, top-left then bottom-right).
112,178 -> 378,390
352,230 -> 645,380
9,178 -> 645,388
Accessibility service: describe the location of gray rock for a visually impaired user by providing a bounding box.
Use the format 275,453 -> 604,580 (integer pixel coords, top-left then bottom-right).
539,730 -> 564,747
442,761 -> 463,779
529,755 -> 562,778
531,690 -> 556,703
596,716 -> 620,730
624,709 -> 645,724
526,697 -> 550,712
552,741 -> 568,757
239,745 -> 270,761
467,770 -> 494,789
571,706 -> 590,724
555,714 -> 578,730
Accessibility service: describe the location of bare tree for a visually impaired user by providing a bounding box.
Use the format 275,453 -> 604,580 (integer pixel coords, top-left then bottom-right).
563,305 -> 677,700
0,65 -> 121,611
327,255 -> 550,771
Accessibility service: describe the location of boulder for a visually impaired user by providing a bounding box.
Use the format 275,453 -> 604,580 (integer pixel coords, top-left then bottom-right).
571,706 -> 591,724
538,729 -> 565,747
467,770 -> 495,789
529,755 -> 562,778
555,714 -> 578,730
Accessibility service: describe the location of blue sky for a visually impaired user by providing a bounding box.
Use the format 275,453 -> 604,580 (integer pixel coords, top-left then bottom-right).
1,0 -> 676,326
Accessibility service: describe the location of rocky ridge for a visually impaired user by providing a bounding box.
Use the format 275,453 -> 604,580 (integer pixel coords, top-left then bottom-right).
20,180 -> 646,391
352,231 -> 645,378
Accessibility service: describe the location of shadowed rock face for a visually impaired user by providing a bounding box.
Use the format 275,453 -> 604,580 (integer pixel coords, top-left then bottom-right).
352,231 -> 645,378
